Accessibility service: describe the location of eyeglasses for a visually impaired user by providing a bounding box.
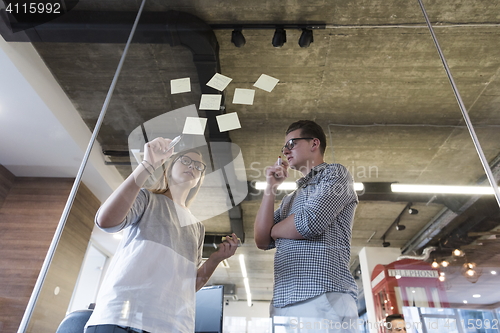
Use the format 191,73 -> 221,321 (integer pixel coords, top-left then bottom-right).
281,137 -> 314,154
178,155 -> 206,172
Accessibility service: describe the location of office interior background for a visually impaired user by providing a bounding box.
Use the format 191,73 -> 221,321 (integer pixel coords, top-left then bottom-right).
1,0 -> 500,332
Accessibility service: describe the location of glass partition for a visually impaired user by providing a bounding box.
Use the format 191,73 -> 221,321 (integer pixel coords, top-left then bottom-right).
3,0 -> 500,332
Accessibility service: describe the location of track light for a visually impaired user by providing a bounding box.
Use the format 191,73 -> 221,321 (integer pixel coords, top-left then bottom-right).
395,215 -> 405,231
382,237 -> 391,247
231,28 -> 246,47
298,28 -> 313,48
408,207 -> 419,215
272,28 -> 286,47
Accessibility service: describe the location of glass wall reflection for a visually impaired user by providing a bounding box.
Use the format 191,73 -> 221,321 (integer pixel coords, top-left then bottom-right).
1,0 -> 499,333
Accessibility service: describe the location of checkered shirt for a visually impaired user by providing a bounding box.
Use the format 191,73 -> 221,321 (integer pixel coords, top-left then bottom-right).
269,162 -> 359,308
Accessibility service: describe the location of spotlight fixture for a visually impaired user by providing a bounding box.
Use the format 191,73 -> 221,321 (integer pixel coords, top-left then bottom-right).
380,202 -> 413,246
396,223 -> 406,231
453,249 -> 465,257
298,28 -> 313,48
431,259 -> 439,268
441,260 -> 450,267
406,202 -> 418,215
382,237 -> 391,247
231,28 -> 246,47
272,28 -> 286,47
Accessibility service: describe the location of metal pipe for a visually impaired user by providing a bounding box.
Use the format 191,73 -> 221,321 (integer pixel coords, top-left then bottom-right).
16,1 -> 147,331
416,0 -> 500,208
397,246 -> 437,261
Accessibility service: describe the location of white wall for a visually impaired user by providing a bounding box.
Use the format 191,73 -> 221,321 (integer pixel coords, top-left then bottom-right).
359,247 -> 402,333
224,300 -> 270,319
224,300 -> 271,333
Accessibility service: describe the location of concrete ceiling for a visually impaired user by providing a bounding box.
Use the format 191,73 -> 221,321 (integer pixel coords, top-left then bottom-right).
1,0 -> 500,308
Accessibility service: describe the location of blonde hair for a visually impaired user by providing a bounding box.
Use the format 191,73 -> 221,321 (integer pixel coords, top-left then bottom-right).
147,148 -> 205,207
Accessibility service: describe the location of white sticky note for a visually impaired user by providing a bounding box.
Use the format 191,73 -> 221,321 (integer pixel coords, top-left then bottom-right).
206,73 -> 233,91
253,74 -> 279,92
232,88 -> 255,105
182,117 -> 207,135
199,94 -> 222,110
216,113 -> 241,132
170,77 -> 191,94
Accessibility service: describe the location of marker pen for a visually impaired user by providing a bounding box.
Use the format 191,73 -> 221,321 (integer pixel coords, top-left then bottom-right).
221,236 -> 242,247
167,135 -> 182,150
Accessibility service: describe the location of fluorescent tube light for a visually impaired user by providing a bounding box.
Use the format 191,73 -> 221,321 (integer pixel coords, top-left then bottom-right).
254,181 -> 296,190
255,181 -> 364,191
243,277 -> 251,295
354,182 -> 364,191
240,256 -> 252,306
244,277 -> 252,307
391,184 -> 494,195
239,254 -> 247,278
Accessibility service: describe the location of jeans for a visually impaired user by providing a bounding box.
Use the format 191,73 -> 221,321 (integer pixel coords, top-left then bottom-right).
270,292 -> 359,333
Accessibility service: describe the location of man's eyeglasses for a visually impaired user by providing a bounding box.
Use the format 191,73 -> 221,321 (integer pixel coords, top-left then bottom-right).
281,137 -> 314,154
179,155 -> 206,172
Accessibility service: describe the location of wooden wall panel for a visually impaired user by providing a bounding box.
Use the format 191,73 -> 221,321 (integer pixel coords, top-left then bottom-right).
0,165 -> 15,209
28,183 -> 99,333
0,177 -> 100,333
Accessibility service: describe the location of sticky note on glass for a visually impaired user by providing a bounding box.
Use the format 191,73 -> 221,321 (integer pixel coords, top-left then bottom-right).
216,113 -> 241,132
170,77 -> 191,94
253,74 -> 279,92
206,73 -> 233,91
199,94 -> 222,110
182,117 -> 207,135
232,88 -> 255,105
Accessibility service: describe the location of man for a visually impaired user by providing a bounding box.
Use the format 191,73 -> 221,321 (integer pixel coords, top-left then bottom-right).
385,314 -> 407,332
254,120 -> 359,332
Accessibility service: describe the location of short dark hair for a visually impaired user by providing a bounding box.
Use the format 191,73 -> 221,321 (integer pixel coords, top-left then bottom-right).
285,120 -> 327,155
386,314 -> 404,323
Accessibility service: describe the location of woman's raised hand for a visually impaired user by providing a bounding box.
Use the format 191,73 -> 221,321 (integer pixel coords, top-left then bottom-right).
143,137 -> 175,170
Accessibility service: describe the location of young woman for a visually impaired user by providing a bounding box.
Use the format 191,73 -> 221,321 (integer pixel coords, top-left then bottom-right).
85,137 -> 238,333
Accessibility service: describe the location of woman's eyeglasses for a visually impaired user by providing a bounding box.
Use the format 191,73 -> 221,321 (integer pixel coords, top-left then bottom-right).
179,155 -> 206,172
281,137 -> 314,154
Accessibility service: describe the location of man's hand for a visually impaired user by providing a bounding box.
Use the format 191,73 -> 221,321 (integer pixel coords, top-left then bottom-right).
265,159 -> 289,189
